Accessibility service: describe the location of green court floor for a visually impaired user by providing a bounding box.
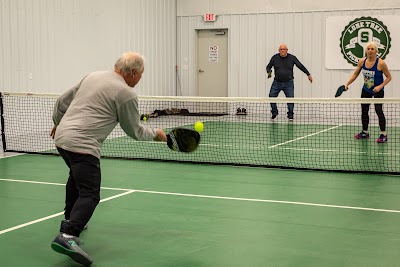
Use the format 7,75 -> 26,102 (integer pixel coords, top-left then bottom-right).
13,120 -> 400,173
100,121 -> 399,173
1,154 -> 400,266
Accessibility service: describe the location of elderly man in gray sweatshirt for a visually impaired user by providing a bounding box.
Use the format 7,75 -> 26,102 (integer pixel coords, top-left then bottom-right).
50,51 -> 167,266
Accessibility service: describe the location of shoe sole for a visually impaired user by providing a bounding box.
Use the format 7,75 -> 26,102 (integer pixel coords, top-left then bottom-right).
51,242 -> 93,266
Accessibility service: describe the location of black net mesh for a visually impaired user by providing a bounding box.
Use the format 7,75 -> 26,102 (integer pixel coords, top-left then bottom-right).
1,92 -> 399,173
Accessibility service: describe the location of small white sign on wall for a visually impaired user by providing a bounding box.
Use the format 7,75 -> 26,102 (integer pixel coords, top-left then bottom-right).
209,45 -> 219,62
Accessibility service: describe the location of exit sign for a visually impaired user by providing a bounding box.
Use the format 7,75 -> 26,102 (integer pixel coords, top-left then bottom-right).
204,13 -> 216,22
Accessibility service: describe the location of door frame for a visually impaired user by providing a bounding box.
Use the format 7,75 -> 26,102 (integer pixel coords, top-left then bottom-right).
195,28 -> 229,97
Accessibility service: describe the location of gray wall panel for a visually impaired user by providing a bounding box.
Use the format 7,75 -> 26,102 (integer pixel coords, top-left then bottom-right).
0,0 -> 176,95
177,0 -> 400,16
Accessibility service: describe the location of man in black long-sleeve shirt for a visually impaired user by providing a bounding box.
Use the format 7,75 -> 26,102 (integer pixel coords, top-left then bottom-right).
266,44 -> 312,121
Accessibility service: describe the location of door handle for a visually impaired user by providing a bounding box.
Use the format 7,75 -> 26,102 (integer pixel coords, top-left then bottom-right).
199,69 -> 204,73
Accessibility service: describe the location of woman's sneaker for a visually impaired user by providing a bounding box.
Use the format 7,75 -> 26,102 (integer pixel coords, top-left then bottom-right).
376,134 -> 388,143
354,131 -> 369,139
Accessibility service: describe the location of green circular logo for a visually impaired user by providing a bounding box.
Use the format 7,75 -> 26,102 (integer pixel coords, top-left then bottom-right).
340,16 -> 391,66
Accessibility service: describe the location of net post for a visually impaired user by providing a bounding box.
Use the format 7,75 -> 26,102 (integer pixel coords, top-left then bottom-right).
0,92 -> 6,152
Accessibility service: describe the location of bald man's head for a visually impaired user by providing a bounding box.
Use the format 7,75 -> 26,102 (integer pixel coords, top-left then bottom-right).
278,44 -> 288,57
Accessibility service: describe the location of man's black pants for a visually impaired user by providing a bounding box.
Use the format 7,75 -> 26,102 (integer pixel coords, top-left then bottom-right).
57,147 -> 101,237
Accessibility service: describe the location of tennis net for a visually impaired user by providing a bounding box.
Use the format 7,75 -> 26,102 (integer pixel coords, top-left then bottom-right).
1,92 -> 399,173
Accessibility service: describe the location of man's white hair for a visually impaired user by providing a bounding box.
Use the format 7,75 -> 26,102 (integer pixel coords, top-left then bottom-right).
114,52 -> 144,74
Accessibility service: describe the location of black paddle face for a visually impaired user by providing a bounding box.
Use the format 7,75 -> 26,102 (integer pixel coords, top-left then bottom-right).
167,128 -> 201,153
335,85 -> 345,97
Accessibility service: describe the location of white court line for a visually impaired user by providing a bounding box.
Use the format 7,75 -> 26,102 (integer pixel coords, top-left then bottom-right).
0,178 -> 128,191
133,189 -> 400,214
0,153 -> 25,159
0,143 -> 395,158
140,125 -> 343,150
0,190 -> 135,235
0,212 -> 65,235
268,125 -> 342,148
105,124 -> 392,154
0,178 -> 66,187
1,178 -> 400,215
279,147 -> 400,156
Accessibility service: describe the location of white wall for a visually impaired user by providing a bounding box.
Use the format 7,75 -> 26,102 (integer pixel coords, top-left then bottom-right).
178,0 -> 400,15
1,0 -> 399,98
0,0 -> 177,95
177,8 -> 400,98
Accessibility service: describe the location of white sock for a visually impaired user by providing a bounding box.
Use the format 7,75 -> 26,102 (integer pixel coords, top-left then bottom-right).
381,131 -> 387,136
62,233 -> 74,238
363,130 -> 368,133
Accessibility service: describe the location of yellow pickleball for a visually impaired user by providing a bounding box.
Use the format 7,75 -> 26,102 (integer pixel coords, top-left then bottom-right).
194,121 -> 204,133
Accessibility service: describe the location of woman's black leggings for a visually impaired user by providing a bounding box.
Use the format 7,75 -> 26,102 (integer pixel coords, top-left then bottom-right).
361,89 -> 385,131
